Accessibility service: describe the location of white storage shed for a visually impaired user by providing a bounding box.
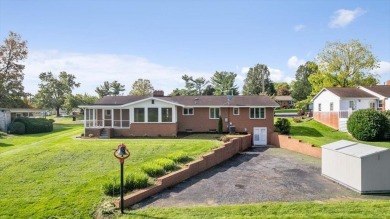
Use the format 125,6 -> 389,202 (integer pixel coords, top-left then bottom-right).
322,140 -> 390,194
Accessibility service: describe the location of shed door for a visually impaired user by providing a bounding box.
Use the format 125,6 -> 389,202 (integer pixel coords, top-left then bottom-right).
253,127 -> 267,145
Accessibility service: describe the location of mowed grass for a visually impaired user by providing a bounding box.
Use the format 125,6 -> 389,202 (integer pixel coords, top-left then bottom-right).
287,118 -> 390,148
0,121 -> 221,218
123,200 -> 390,218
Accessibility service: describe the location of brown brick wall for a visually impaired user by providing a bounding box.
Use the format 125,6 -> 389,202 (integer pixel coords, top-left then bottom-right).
270,132 -> 321,158
115,135 -> 252,208
313,111 -> 339,130
127,123 -> 178,137
177,107 -> 274,144
85,128 -> 101,137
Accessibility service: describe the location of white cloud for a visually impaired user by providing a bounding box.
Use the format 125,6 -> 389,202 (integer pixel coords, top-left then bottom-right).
269,68 -> 283,81
294,24 -> 305,32
329,8 -> 366,28
373,61 -> 390,76
22,50 -> 209,95
287,56 -> 305,69
241,67 -> 250,74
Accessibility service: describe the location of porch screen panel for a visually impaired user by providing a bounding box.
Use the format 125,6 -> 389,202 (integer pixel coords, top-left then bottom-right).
161,108 -> 172,122
122,109 -> 130,127
134,108 -> 145,122
148,108 -> 158,122
114,109 -> 120,127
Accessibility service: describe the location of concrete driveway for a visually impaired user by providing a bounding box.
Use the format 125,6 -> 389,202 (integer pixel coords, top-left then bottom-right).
133,147 -> 390,209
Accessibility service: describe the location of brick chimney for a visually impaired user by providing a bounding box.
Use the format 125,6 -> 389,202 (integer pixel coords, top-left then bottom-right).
153,90 -> 164,97
386,80 -> 390,85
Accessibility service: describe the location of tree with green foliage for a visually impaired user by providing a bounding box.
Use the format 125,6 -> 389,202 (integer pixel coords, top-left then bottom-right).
291,61 -> 318,101
309,40 -> 379,95
35,72 -> 80,117
275,82 -> 291,96
210,71 -> 239,96
182,74 -> 208,95
129,79 -> 154,96
0,31 -> 28,107
63,93 -> 98,114
242,64 -> 275,96
95,81 -> 111,97
95,80 -> 125,97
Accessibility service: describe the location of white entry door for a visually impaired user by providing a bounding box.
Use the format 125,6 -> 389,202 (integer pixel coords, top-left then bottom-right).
253,127 -> 267,145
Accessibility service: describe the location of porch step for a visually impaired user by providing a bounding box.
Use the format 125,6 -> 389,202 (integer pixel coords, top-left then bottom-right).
100,129 -> 109,139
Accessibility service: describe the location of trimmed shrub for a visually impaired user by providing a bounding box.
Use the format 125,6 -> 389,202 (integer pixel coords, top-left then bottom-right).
166,151 -> 192,164
102,176 -> 120,196
12,117 -> 53,134
124,172 -> 150,191
0,131 -> 7,137
9,122 -> 26,135
141,162 -> 165,177
347,109 -> 389,141
274,118 -> 291,134
102,172 -> 151,196
154,158 -> 177,172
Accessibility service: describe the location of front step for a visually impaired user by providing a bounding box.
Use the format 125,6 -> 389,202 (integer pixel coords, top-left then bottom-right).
100,129 -> 109,139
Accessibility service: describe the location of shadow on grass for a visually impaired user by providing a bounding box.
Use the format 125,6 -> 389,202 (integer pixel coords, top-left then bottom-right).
0,142 -> 14,147
290,126 -> 323,137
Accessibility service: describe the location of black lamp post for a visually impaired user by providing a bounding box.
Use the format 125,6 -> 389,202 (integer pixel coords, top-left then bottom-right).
114,144 -> 131,214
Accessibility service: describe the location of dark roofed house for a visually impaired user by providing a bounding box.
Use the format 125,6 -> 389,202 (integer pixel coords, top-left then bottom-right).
274,96 -> 294,108
80,91 -> 279,145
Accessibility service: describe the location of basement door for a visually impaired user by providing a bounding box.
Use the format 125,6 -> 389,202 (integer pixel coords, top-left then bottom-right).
253,127 -> 267,145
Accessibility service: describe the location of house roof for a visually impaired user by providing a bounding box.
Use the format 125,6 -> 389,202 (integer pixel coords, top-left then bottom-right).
325,87 -> 376,98
361,85 -> 390,97
90,95 -> 280,107
274,96 -> 293,101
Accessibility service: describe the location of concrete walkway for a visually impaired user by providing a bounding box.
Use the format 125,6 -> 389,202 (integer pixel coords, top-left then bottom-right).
133,147 -> 390,209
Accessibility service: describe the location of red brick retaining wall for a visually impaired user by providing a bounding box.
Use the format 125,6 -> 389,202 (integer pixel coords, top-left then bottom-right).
115,135 -> 252,208
270,132 -> 321,158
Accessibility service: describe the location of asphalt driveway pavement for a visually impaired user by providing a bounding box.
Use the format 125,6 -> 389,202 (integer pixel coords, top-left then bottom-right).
133,147 -> 390,209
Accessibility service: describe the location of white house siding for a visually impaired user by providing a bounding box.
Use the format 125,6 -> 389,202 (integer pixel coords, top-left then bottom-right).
339,98 -> 377,111
385,99 -> 390,110
313,90 -> 340,112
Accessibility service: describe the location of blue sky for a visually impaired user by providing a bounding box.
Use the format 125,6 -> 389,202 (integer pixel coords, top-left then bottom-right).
1,0 -> 389,95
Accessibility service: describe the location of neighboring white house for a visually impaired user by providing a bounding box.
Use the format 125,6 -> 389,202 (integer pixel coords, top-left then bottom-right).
359,85 -> 390,111
312,87 -> 379,131
322,140 -> 390,194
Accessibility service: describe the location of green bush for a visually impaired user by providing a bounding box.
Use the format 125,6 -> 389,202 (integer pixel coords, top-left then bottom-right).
102,172 -> 151,196
154,158 -> 177,172
124,172 -> 150,191
166,151 -> 192,164
347,109 -> 389,141
274,118 -> 291,134
102,176 -> 120,196
141,162 -> 166,177
12,117 -> 53,134
0,131 -> 7,137
9,122 -> 26,135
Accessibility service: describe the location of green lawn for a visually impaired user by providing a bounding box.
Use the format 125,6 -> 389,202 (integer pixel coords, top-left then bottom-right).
0,121 -> 221,218
288,118 -> 390,148
121,201 -> 390,218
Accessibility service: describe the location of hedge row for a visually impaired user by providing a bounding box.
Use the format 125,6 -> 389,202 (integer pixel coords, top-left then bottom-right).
10,117 -> 54,134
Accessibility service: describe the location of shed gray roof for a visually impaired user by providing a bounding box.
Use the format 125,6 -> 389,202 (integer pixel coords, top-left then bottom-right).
93,95 -> 280,107
274,96 -> 293,101
322,140 -> 389,158
326,88 -> 376,98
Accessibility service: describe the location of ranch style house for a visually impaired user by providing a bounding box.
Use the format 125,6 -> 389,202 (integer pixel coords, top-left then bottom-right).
80,91 -> 279,145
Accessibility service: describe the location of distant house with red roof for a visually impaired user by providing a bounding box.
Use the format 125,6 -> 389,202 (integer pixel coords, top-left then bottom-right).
80,91 -> 279,145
